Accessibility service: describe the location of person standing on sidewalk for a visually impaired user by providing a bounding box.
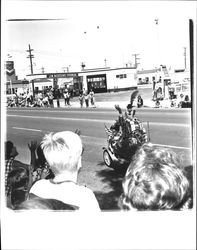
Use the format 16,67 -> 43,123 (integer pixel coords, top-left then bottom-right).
48,89 -> 54,108
84,92 -> 89,108
53,87 -> 60,108
89,89 -> 96,108
66,90 -> 71,106
137,95 -> 143,108
63,89 -> 69,106
79,92 -> 84,108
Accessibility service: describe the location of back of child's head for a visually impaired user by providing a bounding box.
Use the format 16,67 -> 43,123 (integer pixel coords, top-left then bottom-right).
119,143 -> 191,210
41,131 -> 83,175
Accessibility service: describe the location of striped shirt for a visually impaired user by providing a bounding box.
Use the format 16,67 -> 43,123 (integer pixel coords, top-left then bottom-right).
5,157 -> 14,196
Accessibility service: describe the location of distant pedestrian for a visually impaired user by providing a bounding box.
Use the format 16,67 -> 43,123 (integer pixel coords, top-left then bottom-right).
137,95 -> 143,108
79,93 -> 84,108
42,95 -> 49,107
84,93 -> 89,108
48,91 -> 54,108
63,89 -> 69,106
89,89 -> 96,108
14,92 -> 19,107
66,91 -> 71,106
54,88 -> 60,108
26,91 -> 31,107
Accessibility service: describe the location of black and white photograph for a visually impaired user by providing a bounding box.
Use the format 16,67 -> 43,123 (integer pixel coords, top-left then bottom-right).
1,1 -> 196,250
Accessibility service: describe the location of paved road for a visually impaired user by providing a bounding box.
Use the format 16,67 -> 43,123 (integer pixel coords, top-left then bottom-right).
5,107 -> 193,209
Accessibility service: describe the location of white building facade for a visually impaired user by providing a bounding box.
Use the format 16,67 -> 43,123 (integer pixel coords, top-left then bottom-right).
79,67 -> 137,93
26,67 -> 138,95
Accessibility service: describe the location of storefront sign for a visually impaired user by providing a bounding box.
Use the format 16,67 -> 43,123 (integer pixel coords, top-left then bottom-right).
47,73 -> 78,78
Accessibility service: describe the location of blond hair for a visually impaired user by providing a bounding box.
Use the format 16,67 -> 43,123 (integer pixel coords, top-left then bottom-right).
41,131 -> 82,175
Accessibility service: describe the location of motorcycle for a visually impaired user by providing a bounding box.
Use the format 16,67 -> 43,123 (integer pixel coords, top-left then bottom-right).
103,118 -> 150,170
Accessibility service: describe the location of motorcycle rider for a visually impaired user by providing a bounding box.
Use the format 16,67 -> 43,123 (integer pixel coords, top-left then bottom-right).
109,103 -> 147,161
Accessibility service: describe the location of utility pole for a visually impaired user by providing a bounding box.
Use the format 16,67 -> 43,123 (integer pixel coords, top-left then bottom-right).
132,54 -> 140,68
104,58 -> 107,67
26,44 -> 35,97
155,18 -> 161,67
81,62 -> 86,71
10,79 -> 13,100
62,66 -> 70,72
183,47 -> 187,70
26,44 -> 34,74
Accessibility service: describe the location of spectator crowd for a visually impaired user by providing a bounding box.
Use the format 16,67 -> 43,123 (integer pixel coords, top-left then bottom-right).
4,103 -> 193,211
7,87 -> 97,109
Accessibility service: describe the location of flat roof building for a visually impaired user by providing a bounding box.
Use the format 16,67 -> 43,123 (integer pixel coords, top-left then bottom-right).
26,66 -> 138,95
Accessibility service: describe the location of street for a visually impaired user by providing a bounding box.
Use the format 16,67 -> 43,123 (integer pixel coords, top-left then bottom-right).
6,107 -> 193,209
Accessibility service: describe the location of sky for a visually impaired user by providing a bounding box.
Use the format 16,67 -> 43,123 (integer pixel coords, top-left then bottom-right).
2,0 -> 196,79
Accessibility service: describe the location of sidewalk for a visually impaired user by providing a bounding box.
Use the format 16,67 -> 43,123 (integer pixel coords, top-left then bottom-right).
54,98 -> 156,109
53,86 -> 183,109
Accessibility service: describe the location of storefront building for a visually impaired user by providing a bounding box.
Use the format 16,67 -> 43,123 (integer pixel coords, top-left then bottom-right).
26,66 -> 138,95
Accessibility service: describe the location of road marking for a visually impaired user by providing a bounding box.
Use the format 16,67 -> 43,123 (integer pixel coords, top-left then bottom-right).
7,108 -> 190,116
10,127 -> 191,150
12,127 -> 42,132
145,121 -> 191,127
81,135 -> 192,150
8,114 -> 113,123
7,109 -> 111,115
152,143 -> 191,150
7,114 -> 190,127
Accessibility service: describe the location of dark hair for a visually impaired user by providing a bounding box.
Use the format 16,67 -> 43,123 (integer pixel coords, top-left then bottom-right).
127,104 -> 132,109
110,123 -> 120,132
5,141 -> 14,159
15,194 -> 79,210
7,167 -> 29,190
184,95 -> 189,102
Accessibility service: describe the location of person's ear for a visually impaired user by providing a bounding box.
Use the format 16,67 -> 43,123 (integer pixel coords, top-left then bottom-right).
77,156 -> 82,170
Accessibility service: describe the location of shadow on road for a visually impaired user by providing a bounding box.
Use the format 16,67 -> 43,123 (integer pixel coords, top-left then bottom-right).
95,161 -> 127,210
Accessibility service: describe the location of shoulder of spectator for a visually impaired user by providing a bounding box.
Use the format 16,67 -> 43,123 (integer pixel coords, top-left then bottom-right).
13,160 -> 29,168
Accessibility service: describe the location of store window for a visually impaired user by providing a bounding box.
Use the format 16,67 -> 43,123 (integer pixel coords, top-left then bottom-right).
87,74 -> 107,93
116,74 -> 127,79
